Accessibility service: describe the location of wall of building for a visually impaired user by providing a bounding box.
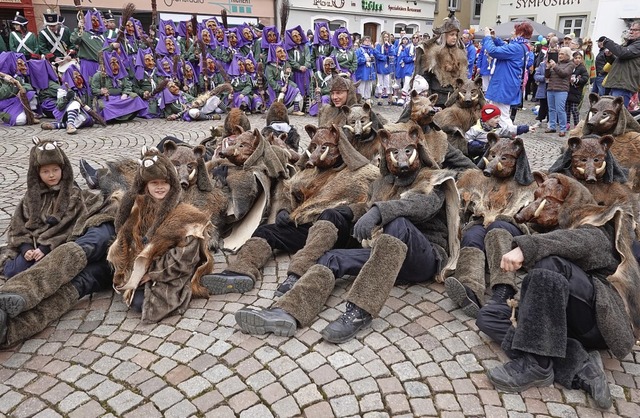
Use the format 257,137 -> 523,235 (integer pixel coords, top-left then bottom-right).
284,0 -> 436,43
32,0 -> 275,30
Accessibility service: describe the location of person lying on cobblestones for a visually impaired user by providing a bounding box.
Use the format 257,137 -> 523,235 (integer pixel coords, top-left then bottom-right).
108,147 -> 212,323
235,121 -> 460,344
1,138 -> 86,279
480,173 -> 640,410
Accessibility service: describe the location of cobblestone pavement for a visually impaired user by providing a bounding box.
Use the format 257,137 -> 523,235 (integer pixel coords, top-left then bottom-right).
1,103 -> 638,418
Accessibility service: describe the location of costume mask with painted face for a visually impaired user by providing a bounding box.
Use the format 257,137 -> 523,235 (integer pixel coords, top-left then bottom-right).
16,58 -> 27,75
319,26 -> 329,41
164,24 -> 175,37
338,33 -> 349,48
275,46 -> 286,62
215,28 -> 225,42
165,38 -> 176,54
206,58 -> 216,72
91,15 -> 101,31
228,32 -> 238,48
242,27 -> 253,42
73,70 -> 84,89
144,53 -> 155,70
206,20 -> 217,30
184,64 -> 194,79
238,60 -> 245,74
162,60 -> 172,74
168,82 -> 180,95
125,20 -> 135,35
291,30 -> 302,45
267,30 -> 277,43
110,57 -> 120,75
201,29 -> 211,44
245,59 -> 255,73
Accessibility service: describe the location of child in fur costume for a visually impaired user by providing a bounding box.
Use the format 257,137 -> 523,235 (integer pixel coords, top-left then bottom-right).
1,138 -> 86,278
108,147 -> 213,323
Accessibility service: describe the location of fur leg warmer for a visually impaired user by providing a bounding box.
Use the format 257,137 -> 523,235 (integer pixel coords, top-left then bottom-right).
553,338 -> 590,388
347,234 -> 408,317
510,268 -> 570,358
274,264 -> 335,327
3,283 -> 80,347
485,228 -> 517,290
452,247 -> 486,305
0,242 -> 87,313
225,237 -> 273,282
287,220 -> 339,278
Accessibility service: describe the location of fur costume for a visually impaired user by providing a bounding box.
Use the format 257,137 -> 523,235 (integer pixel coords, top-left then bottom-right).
366,122 -> 461,282
261,100 -> 301,152
509,174 -> 639,358
414,13 -> 467,105
317,74 -> 359,128
342,103 -> 387,161
460,136 -> 536,230
286,127 -> 379,225
108,147 -> 213,322
2,139 -> 87,269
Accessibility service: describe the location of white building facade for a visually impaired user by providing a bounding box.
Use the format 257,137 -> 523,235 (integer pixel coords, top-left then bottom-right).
284,0 -> 437,43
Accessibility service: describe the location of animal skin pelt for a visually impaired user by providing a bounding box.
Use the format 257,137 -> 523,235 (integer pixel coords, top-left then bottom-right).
108,197 -> 213,311
422,41 -> 468,89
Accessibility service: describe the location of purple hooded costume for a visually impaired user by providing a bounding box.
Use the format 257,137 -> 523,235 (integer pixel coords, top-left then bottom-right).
52,64 -> 93,126
284,25 -> 311,98
265,43 -> 301,107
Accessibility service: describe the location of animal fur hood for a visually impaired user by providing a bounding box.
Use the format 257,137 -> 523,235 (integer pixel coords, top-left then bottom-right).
549,135 -> 628,184
287,128 -> 377,225
115,147 -> 182,243
25,138 -> 75,230
417,37 -> 467,89
582,96 -> 640,136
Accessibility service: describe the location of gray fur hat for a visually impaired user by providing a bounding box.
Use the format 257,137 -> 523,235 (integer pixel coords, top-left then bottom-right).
25,138 -> 74,229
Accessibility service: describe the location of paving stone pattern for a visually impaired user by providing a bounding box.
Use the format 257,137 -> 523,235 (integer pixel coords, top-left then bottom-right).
1,103 -> 638,417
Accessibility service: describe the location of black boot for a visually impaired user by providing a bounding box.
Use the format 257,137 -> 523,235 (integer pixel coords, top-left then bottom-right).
572,353 -> 612,409
0,309 -> 7,345
445,277 -> 482,318
486,284 -> 516,306
488,353 -> 554,392
274,274 -> 300,297
201,270 -> 254,294
235,307 -> 297,337
321,302 -> 372,344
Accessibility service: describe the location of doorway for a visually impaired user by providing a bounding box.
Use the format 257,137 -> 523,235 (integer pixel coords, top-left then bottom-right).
364,22 -> 378,44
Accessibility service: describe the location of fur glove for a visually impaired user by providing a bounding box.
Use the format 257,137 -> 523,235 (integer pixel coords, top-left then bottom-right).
276,209 -> 292,226
353,206 -> 381,241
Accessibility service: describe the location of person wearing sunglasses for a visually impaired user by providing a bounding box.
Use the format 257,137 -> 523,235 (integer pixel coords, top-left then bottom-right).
599,20 -> 640,108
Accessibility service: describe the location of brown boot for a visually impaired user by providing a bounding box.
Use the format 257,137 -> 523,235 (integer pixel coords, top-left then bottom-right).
201,237 -> 272,294
0,242 -> 87,316
3,283 -> 79,347
444,246 -> 486,318
41,122 -> 54,130
274,264 -> 336,327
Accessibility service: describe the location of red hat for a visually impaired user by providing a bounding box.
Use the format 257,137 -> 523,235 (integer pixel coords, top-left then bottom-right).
481,104 -> 501,122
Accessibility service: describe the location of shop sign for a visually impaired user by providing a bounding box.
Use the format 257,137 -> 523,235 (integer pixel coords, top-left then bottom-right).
515,0 -> 582,8
312,0 -> 346,8
362,1 -> 383,12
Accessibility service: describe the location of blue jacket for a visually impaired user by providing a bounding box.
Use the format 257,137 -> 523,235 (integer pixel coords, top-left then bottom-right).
396,41 -> 415,79
374,42 -> 396,75
483,36 -> 529,105
355,45 -> 377,81
465,42 -> 477,78
533,60 -> 547,100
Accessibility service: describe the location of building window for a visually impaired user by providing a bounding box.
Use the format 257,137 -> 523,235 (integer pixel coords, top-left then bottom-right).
473,0 -> 482,18
394,24 -> 418,36
448,0 -> 460,11
560,15 -> 586,38
329,20 -> 346,31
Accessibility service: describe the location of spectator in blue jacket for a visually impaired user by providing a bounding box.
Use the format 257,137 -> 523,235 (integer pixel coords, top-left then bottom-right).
483,22 -> 534,128
375,31 -> 396,105
476,45 -> 493,92
463,31 -> 477,79
355,36 -> 377,103
395,34 -> 416,105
